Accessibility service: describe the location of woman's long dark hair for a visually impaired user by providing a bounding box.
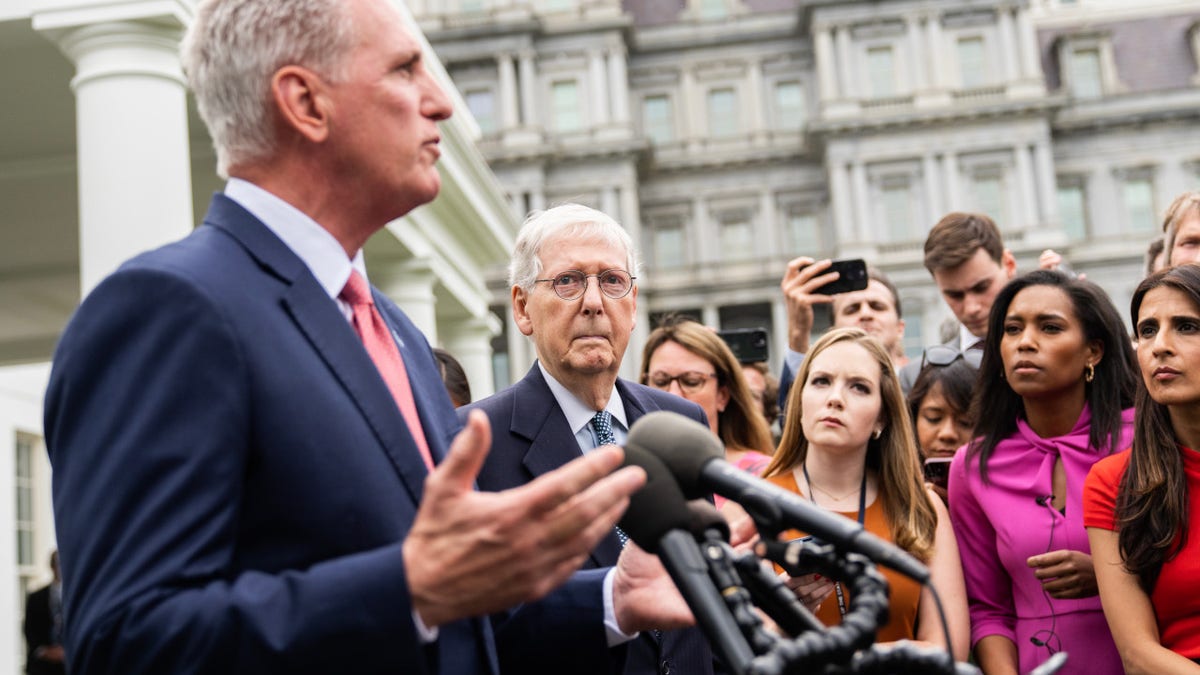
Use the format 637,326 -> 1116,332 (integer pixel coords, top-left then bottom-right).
1118,265 -> 1199,593
908,357 -> 978,458
968,270 -> 1137,482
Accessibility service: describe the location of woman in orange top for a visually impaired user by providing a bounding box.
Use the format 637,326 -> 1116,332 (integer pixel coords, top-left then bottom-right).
762,327 -> 969,659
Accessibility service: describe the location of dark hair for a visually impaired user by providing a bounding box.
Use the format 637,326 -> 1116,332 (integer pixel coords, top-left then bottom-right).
968,270 -> 1137,482
433,348 -> 472,408
745,360 -> 780,426
908,358 -> 978,455
923,212 -> 1005,273
1118,265 -> 1200,592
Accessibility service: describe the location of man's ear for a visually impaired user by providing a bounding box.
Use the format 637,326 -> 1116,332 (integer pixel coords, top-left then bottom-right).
271,65 -> 332,144
1002,249 -> 1017,279
512,285 -> 534,337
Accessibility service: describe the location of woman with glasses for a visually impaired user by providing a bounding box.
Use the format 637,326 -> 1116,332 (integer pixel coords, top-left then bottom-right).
763,327 -> 969,659
1084,265 -> 1200,673
908,346 -> 981,503
949,270 -> 1136,675
639,317 -> 775,473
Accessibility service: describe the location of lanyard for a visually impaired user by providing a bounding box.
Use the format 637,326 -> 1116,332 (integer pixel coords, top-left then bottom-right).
802,462 -> 867,619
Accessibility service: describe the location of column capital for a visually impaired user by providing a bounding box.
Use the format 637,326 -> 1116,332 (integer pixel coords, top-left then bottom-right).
49,21 -> 186,91
33,0 -> 190,35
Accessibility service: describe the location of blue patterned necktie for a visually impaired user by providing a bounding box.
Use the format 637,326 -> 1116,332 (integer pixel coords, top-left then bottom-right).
592,411 -> 630,548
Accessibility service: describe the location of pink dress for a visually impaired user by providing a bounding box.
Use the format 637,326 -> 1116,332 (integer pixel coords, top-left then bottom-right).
948,405 -> 1133,675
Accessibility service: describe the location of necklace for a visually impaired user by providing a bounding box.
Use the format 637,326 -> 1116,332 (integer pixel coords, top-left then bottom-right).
803,464 -> 864,502
801,461 -> 867,620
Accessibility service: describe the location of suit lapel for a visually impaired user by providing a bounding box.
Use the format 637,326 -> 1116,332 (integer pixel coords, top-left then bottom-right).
205,195 -> 430,505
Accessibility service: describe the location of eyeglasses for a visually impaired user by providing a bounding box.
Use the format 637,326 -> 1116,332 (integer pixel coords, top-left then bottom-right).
920,345 -> 983,370
534,269 -> 635,300
646,371 -> 716,394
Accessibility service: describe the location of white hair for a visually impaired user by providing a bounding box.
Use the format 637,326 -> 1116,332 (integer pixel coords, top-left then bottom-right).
508,203 -> 640,290
181,0 -> 356,177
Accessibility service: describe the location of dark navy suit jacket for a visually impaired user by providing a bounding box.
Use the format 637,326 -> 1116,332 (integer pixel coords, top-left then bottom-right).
460,365 -> 721,675
44,194 -> 496,674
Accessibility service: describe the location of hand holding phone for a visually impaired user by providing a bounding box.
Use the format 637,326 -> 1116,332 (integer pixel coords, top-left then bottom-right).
923,456 -> 953,490
811,258 -> 868,295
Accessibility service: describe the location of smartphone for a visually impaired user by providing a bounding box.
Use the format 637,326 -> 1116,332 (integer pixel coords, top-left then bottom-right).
812,258 -> 869,295
923,456 -> 953,489
717,327 -> 769,364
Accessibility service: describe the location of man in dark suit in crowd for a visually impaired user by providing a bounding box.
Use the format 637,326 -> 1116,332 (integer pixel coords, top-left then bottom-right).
43,1 -> 649,673
23,551 -> 65,675
461,203 -> 718,675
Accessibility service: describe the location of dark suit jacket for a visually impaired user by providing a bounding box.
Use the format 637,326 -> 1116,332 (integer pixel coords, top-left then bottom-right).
44,194 -> 496,675
24,584 -> 65,675
460,365 -> 720,675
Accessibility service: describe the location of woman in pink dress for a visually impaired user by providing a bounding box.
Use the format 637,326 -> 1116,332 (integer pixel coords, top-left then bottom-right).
949,270 -> 1137,674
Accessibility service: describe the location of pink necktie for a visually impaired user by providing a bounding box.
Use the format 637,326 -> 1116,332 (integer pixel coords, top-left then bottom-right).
340,270 -> 434,470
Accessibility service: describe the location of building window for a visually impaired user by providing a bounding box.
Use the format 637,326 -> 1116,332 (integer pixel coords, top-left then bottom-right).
972,174 -> 1006,226
696,0 -> 728,19
464,89 -> 497,134
1057,180 -> 1088,240
867,46 -> 896,99
16,433 -> 36,568
707,88 -> 738,138
652,224 -> 685,269
773,81 -> 805,130
551,80 -> 581,132
1124,176 -> 1156,233
957,37 -> 987,89
785,210 -> 820,255
719,213 -> 754,261
881,181 -> 914,242
1068,48 -> 1103,98
643,95 -> 674,144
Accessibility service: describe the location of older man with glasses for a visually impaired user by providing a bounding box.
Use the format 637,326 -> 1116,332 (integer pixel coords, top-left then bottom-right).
458,203 -> 720,675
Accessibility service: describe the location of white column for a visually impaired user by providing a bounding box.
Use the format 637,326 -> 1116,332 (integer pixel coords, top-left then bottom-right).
1015,6 -> 1041,81
498,53 -> 519,129
907,15 -> 928,92
529,188 -> 546,213
505,317 -> 533,385
923,153 -> 942,223
770,297 -> 789,372
851,161 -> 870,241
926,13 -> 947,90
1159,160 -> 1189,212
941,153 -> 960,210
702,304 -> 721,329
375,258 -> 439,343
1014,144 -> 1038,229
997,6 -> 1018,83
606,47 -> 630,124
1089,168 -> 1118,238
759,190 -> 777,256
1033,140 -> 1059,226
692,196 -> 712,263
835,26 -> 855,99
746,58 -> 766,140
442,316 -> 499,399
830,161 -> 856,244
588,49 -> 609,127
601,186 -> 619,218
508,192 -> 524,219
814,25 -> 840,102
42,20 -> 193,294
680,67 -> 700,149
518,49 -> 538,128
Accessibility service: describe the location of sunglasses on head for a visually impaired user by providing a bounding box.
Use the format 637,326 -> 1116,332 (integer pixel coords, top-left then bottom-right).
920,344 -> 983,370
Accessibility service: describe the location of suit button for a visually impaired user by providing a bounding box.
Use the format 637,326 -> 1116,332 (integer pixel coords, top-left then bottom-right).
659,660 -> 671,675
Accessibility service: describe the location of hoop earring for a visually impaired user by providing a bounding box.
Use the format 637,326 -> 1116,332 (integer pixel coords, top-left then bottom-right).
1085,363 -> 1095,383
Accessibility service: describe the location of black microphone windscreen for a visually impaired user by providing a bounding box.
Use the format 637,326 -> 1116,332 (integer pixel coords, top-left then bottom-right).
687,500 -> 730,541
626,411 -> 723,500
617,443 -> 692,553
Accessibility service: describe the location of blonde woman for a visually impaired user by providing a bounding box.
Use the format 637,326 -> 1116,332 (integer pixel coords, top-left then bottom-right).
763,327 -> 969,659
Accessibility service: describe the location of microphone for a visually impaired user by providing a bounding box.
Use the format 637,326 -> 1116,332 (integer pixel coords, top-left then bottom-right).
627,411 -> 930,583
618,445 -> 754,672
